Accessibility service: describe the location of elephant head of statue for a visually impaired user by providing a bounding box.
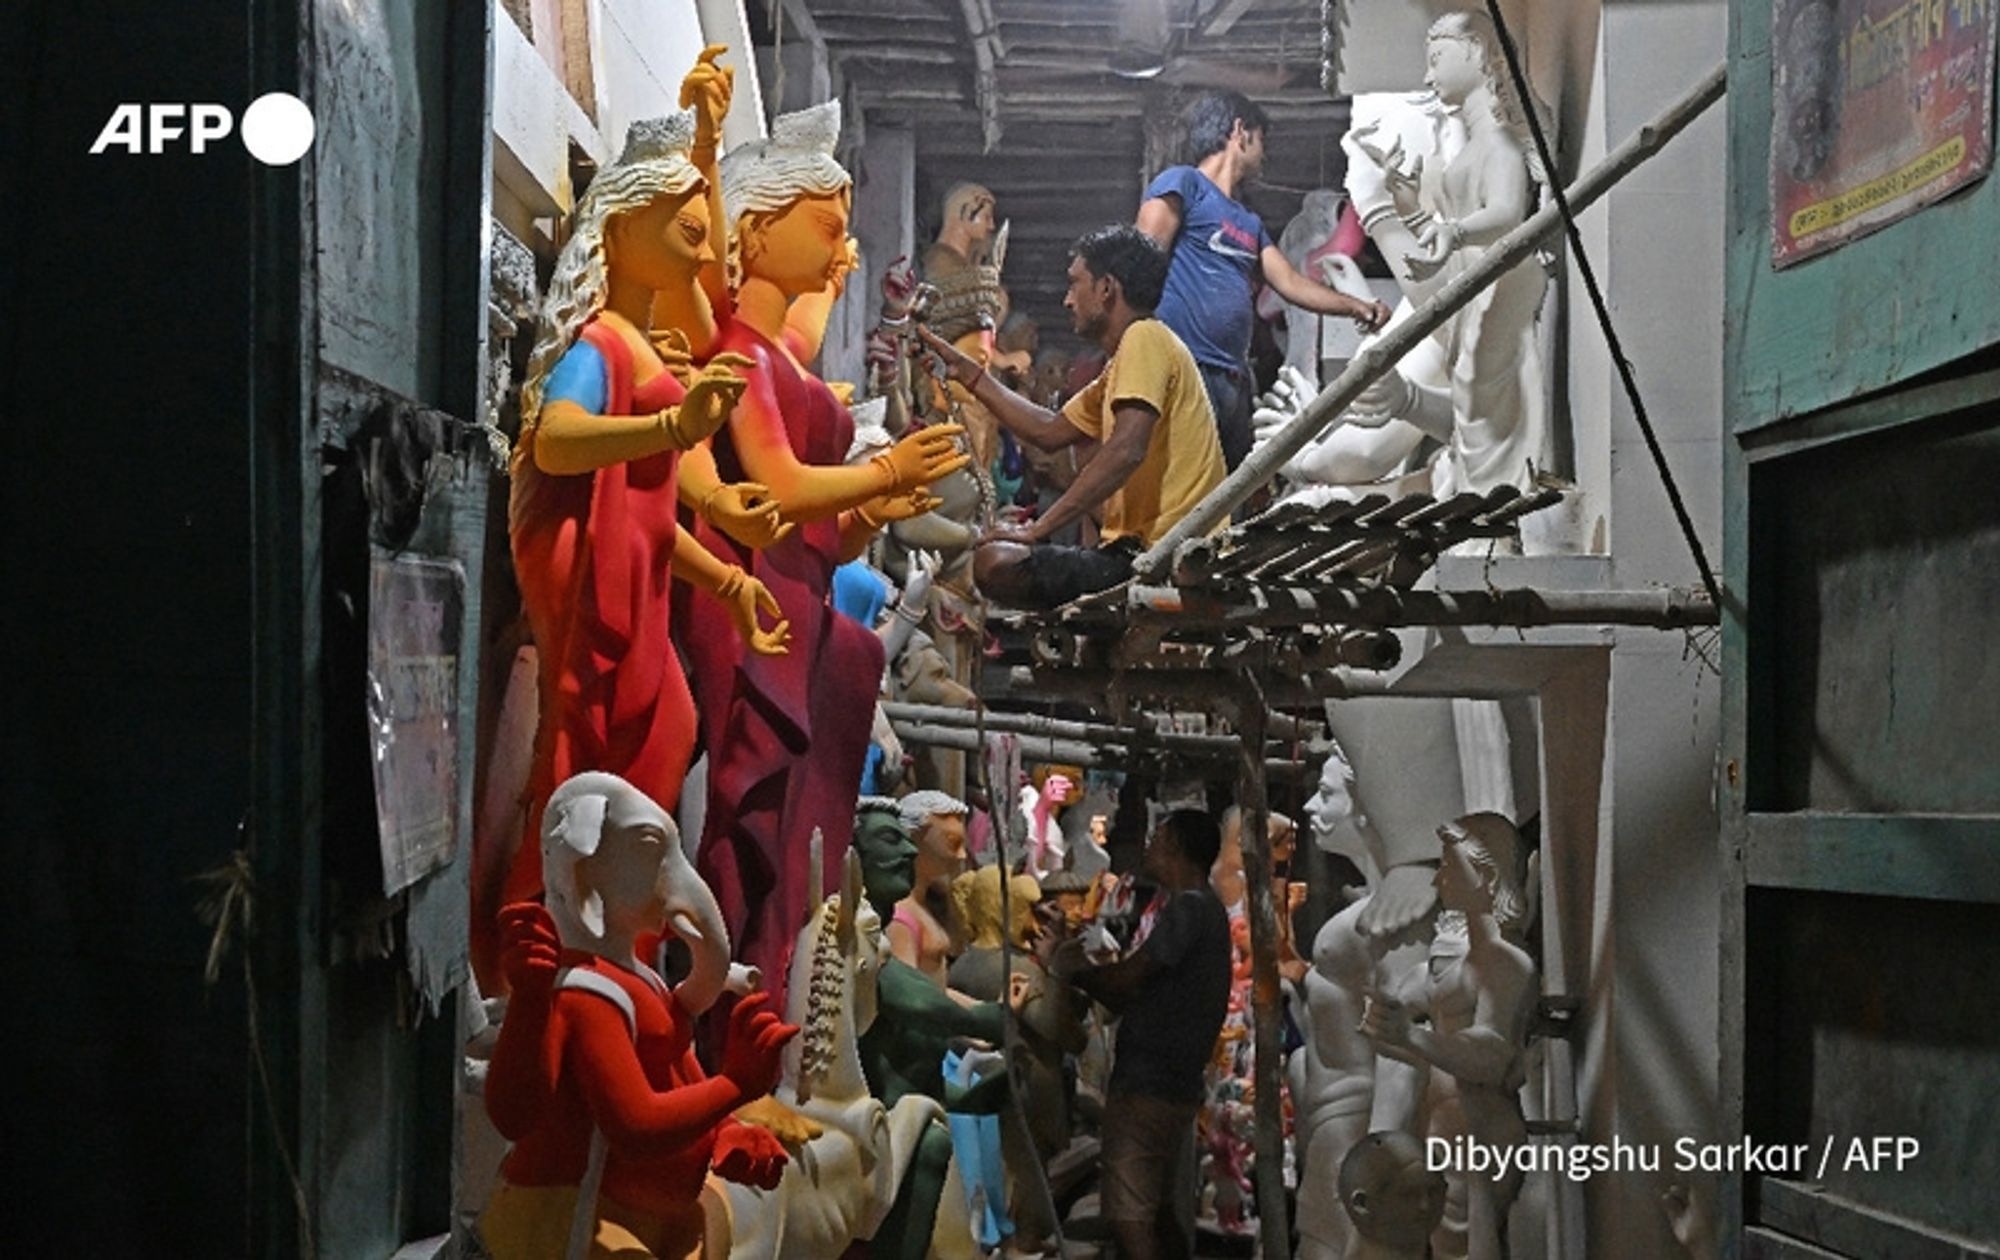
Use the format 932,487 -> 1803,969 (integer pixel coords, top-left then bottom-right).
541,771 -> 747,1016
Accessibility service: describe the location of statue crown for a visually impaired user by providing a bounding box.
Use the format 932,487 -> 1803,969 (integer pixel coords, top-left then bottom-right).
769,99 -> 841,156
620,109 -> 697,165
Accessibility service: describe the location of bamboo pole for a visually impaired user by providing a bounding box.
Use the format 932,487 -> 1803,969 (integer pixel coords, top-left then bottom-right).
881,702 -> 1244,754
1153,585 -> 1720,631
1132,61 -> 1729,579
1230,678 -> 1291,1258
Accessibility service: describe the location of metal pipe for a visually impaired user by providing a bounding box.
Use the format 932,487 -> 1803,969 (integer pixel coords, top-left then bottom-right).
1133,61 -> 1729,578
881,701 -> 1243,754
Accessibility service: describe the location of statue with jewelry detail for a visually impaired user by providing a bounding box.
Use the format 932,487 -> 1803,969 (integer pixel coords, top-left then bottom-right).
678,91 -> 972,1000
471,81 -> 794,994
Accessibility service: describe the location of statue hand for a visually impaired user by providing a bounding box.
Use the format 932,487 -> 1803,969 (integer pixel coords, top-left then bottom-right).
879,254 -> 920,316
720,992 -> 800,1099
877,421 -> 972,490
1356,862 -> 1439,940
734,1094 -> 825,1150
667,353 -> 754,448
715,566 -> 791,656
1345,369 -> 1416,429
827,380 -> 856,407
1358,987 -> 1413,1048
861,489 -> 943,526
1250,364 -> 1313,446
679,45 -> 735,148
703,481 -> 796,549
713,1119 -> 789,1190
650,327 -> 696,386
497,901 -> 561,999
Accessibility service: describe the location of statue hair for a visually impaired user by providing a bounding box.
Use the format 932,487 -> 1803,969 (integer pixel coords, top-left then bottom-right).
721,99 -> 850,286
1455,811 -> 1529,933
1426,11 -> 1549,188
898,790 -> 968,835
516,113 -> 703,469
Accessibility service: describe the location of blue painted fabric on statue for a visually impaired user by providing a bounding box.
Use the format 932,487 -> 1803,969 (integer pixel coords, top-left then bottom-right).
943,1048 -> 1014,1249
832,559 -> 891,627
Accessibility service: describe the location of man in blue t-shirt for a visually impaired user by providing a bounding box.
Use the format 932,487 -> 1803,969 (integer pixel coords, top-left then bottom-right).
1138,92 -> 1392,470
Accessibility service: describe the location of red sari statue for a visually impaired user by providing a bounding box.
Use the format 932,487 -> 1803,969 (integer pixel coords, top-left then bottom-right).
680,98 -> 970,994
478,102 -> 791,990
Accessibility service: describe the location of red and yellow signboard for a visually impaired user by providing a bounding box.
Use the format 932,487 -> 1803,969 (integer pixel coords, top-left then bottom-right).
1771,0 -> 1997,266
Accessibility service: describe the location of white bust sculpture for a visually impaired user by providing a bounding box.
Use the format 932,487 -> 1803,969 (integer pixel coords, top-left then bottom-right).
1255,12 -> 1551,505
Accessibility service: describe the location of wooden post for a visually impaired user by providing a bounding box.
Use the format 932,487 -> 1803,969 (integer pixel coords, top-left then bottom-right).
1230,675 -> 1291,1259
1132,61 -> 1729,578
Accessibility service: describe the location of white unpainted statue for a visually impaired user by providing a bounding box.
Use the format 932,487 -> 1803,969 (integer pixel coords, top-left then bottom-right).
1254,12 -> 1551,505
1360,814 -> 1538,1260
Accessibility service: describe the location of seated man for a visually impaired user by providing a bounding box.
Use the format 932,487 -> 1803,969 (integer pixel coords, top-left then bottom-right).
919,225 -> 1227,609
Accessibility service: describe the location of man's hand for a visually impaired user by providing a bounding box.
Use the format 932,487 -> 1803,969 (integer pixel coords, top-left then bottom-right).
719,992 -> 800,1099
977,519 -> 1038,548
667,353 -> 755,449
714,566 -> 792,657
877,422 -> 972,490
679,45 -> 734,150
914,325 -> 983,389
712,1120 -> 789,1190
1356,862 -> 1439,940
497,902 -> 561,999
1348,297 -> 1393,335
703,481 -> 795,550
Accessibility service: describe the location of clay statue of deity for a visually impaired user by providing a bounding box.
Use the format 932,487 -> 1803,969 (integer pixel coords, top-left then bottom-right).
888,790 -> 972,988
1256,12 -> 1551,504
917,182 -> 1011,482
481,102 -> 793,989
1288,746 -> 1434,1260
852,799 -> 1022,1260
1361,814 -> 1537,1260
684,98 -> 972,998
478,772 -> 797,1260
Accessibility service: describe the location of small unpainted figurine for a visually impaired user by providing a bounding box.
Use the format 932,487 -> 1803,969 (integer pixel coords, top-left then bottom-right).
1361,814 -> 1537,1260
478,772 -> 796,1260
1019,768 -> 1077,879
1339,1130 -> 1450,1260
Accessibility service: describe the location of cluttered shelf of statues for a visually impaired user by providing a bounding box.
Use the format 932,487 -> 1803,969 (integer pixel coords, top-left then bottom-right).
458,18 -> 1720,1260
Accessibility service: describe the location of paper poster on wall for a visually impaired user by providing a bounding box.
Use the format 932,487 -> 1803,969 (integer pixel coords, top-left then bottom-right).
368,553 -> 464,895
1770,0 -> 1997,266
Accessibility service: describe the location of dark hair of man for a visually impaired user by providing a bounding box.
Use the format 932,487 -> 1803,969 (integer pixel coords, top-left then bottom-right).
1183,91 -> 1270,162
1158,808 -> 1224,873
1071,224 -> 1170,313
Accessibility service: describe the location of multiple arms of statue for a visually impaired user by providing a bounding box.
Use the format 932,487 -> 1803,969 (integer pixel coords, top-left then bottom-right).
565,990 -> 798,1151
723,339 -> 970,523
532,354 -> 752,476
681,45 -> 733,350
1259,244 -> 1392,332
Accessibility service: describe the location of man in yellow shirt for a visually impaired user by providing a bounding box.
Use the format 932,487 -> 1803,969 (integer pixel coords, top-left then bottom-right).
919,225 -> 1227,609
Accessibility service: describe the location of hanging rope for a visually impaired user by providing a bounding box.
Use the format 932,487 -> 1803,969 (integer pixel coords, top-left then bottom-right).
1480,0 -> 1723,606
195,825 -> 319,1260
